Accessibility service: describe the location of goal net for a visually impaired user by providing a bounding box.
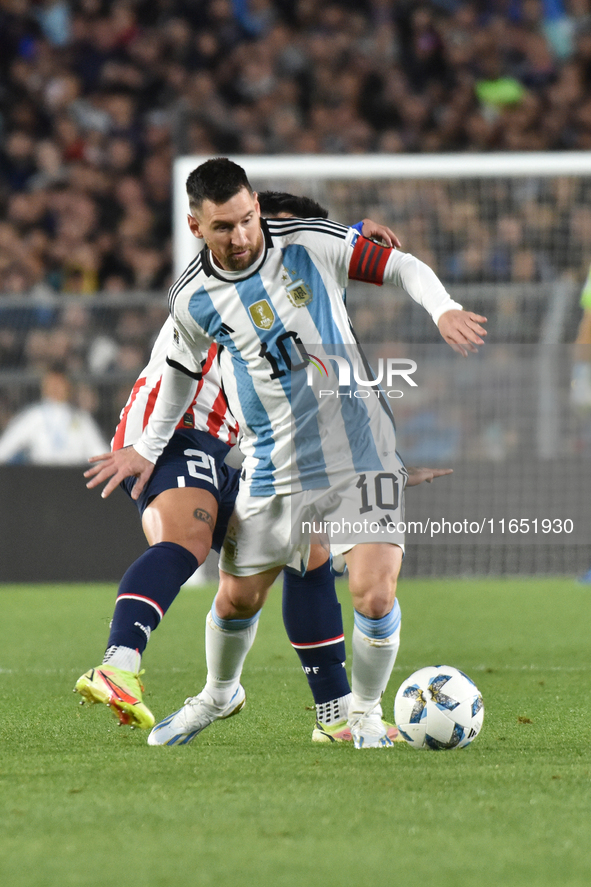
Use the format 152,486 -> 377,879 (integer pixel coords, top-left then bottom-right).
172,153 -> 591,576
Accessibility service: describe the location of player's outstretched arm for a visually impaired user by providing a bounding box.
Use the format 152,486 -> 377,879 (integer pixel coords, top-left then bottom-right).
348,242 -> 486,356
360,219 -> 401,248
84,446 -> 155,499
437,309 -> 488,357
406,466 -> 453,486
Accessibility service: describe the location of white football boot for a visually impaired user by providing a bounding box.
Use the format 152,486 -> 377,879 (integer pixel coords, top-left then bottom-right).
348,702 -> 394,749
148,684 -> 245,746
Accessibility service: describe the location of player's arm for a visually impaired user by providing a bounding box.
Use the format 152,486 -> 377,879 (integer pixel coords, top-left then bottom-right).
86,319 -> 209,499
303,224 -> 486,355
85,359 -> 198,498
133,355 -> 200,465
348,234 -> 487,356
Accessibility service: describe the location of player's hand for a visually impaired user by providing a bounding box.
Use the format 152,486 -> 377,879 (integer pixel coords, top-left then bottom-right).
438,309 -> 487,357
406,466 -> 453,486
84,446 -> 155,500
360,218 -> 401,248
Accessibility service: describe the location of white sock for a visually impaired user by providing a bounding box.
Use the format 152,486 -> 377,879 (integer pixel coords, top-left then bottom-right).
350,603 -> 401,714
202,609 -> 259,707
315,693 -> 352,725
103,645 -> 141,673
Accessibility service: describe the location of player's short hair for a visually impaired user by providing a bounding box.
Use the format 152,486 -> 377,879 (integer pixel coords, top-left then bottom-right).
186,158 -> 253,214
258,191 -> 329,219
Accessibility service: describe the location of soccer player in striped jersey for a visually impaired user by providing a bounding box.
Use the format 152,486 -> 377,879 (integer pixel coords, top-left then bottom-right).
128,158 -> 486,749
76,191 -> 413,741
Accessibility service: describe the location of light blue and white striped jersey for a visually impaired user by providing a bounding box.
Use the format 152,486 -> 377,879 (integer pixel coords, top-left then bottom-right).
167,217 -> 446,496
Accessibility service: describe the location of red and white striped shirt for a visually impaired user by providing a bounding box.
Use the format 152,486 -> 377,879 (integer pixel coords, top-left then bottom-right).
112,318 -> 239,452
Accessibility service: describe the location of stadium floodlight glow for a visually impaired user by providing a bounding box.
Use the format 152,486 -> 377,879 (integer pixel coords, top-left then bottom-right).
173,151 -> 591,277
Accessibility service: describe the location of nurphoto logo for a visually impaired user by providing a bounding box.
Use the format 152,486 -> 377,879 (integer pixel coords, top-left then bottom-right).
305,354 -> 418,399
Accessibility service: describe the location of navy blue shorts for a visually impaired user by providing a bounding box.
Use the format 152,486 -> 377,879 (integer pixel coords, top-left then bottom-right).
121,428 -> 241,553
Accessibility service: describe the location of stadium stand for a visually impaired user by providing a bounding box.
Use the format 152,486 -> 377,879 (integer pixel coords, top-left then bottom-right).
2,0 -> 591,305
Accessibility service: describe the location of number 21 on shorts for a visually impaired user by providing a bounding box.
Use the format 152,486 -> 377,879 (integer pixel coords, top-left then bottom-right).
179,448 -> 219,489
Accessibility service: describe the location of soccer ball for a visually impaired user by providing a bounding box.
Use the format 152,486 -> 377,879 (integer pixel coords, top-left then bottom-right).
394,665 -> 484,750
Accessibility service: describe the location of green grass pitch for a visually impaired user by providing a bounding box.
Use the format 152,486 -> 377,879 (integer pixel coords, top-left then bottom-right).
1,576 -> 590,887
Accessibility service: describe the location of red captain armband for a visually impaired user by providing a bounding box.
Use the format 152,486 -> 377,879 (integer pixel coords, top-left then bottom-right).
348,235 -> 392,285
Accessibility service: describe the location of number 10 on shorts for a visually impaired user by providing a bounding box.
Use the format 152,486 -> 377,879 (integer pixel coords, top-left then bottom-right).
356,472 -> 399,514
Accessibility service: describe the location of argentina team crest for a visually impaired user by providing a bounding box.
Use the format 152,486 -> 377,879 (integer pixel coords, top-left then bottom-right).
282,267 -> 313,308
249,299 -> 275,330
286,278 -> 313,308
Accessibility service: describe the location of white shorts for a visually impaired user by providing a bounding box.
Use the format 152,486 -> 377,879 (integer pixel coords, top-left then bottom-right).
219,468 -> 406,577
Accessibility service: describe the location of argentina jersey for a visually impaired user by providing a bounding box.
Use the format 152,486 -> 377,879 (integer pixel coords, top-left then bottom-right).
168,217 -> 400,496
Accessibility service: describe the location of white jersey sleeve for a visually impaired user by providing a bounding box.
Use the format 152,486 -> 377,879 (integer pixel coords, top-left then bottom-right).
132,361 -> 197,463
165,319 -> 206,377
112,314 -> 238,453
383,249 -> 462,324
345,231 -> 461,323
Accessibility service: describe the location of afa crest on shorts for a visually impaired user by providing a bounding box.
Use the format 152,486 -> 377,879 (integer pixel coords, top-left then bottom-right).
249,299 -> 275,330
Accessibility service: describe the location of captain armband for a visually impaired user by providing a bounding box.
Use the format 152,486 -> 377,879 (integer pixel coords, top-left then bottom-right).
348,235 -> 392,286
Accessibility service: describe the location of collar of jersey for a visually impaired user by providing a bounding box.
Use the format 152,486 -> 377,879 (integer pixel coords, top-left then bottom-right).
201,218 -> 273,282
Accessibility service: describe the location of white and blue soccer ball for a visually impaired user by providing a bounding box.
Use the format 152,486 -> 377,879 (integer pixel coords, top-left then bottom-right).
394,665 -> 484,750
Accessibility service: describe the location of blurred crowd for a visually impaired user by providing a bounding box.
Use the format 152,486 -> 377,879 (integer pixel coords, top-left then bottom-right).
2,0 -> 591,438
2,0 -> 591,300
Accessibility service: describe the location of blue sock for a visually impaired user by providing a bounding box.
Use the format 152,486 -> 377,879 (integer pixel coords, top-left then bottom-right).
282,561 -> 351,705
106,542 -> 198,654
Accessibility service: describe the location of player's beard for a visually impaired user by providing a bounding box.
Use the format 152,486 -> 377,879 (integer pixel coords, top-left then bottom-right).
221,230 -> 264,272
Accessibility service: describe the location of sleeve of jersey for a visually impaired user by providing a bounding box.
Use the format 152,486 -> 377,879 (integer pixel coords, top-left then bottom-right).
381,249 -> 463,325
133,360 -> 197,464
